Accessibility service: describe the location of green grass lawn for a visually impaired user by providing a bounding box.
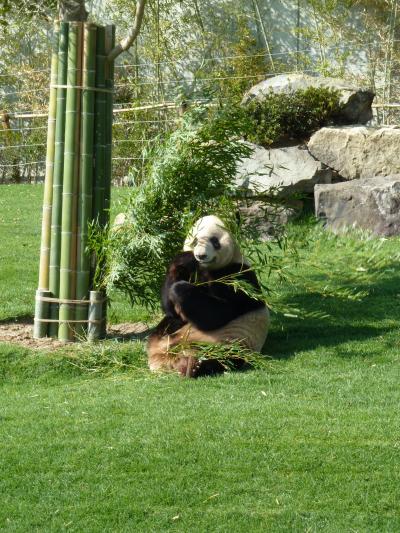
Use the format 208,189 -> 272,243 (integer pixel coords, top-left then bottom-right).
1,185 -> 400,532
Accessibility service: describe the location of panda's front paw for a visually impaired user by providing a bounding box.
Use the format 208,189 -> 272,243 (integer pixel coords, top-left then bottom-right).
169,280 -> 193,303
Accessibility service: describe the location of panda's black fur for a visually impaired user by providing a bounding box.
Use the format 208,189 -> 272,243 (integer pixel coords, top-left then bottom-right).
161,251 -> 198,322
162,251 -> 264,331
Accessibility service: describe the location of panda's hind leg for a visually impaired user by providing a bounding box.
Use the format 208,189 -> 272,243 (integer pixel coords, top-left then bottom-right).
194,358 -> 225,377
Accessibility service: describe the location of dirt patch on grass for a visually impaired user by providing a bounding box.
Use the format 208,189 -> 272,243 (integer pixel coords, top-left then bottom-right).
0,319 -> 150,350
107,322 -> 150,342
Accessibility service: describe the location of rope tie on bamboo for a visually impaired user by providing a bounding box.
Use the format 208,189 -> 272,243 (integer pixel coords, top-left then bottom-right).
50,84 -> 114,94
36,296 -> 106,305
35,318 -> 104,324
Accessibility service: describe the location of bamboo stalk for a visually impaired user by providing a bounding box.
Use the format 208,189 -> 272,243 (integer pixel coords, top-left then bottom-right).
69,25 -> 84,339
33,290 -> 52,339
104,25 -> 115,220
34,21 -> 60,338
48,21 -> 69,337
93,26 -> 107,227
76,23 -> 97,336
38,20 -> 60,291
92,26 -> 107,340
88,290 -> 104,341
58,22 -> 83,342
100,25 -> 116,338
252,0 -> 275,72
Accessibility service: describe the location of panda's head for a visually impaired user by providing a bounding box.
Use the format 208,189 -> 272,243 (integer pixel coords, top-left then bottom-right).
183,215 -> 244,270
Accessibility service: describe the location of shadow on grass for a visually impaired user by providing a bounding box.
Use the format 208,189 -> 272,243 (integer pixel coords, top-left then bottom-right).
106,328 -> 151,342
266,272 -> 400,360
0,314 -> 33,325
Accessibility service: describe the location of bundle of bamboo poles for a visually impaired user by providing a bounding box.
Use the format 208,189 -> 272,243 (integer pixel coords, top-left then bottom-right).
34,20 -> 115,342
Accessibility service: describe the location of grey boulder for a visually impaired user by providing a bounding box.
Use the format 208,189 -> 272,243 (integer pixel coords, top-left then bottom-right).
239,200 -> 303,240
236,142 -> 333,196
315,175 -> 400,236
308,126 -> 400,180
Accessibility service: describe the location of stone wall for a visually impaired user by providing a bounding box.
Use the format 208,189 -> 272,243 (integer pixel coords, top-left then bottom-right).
238,73 -> 400,237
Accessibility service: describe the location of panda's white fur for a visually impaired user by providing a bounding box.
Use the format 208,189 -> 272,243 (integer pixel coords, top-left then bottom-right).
183,215 -> 245,269
147,215 -> 270,375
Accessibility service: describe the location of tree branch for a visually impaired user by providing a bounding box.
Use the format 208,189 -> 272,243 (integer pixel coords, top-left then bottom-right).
107,0 -> 146,62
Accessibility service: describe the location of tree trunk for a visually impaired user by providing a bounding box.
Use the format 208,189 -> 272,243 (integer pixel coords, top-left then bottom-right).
58,0 -> 88,22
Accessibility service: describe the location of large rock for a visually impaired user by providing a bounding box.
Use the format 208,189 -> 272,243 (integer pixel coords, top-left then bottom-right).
315,175 -> 400,236
308,126 -> 400,180
239,200 -> 303,240
236,142 -> 334,196
243,73 -> 374,124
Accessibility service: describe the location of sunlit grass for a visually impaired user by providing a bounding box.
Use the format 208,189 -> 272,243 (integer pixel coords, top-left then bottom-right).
1,184 -> 400,531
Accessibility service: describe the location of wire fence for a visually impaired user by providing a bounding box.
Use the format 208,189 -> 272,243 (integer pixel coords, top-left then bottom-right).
1,40 -> 400,184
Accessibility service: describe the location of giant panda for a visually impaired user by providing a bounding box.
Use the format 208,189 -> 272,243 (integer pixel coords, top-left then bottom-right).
147,215 -> 270,377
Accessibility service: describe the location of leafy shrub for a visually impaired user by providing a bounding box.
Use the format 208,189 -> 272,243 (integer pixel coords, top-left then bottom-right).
104,106 -> 256,308
243,86 -> 342,146
100,88 -> 341,310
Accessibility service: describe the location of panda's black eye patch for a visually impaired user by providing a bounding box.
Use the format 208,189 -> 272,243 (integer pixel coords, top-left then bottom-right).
210,236 -> 221,250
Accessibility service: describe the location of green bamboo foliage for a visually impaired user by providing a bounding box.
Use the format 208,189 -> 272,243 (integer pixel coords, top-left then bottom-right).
48,21 -> 69,338
76,23 -> 97,335
93,26 -> 107,228
58,22 -> 83,342
33,21 -> 60,339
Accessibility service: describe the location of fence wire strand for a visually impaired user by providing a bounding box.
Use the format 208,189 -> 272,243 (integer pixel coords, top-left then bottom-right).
1,40 -> 400,182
